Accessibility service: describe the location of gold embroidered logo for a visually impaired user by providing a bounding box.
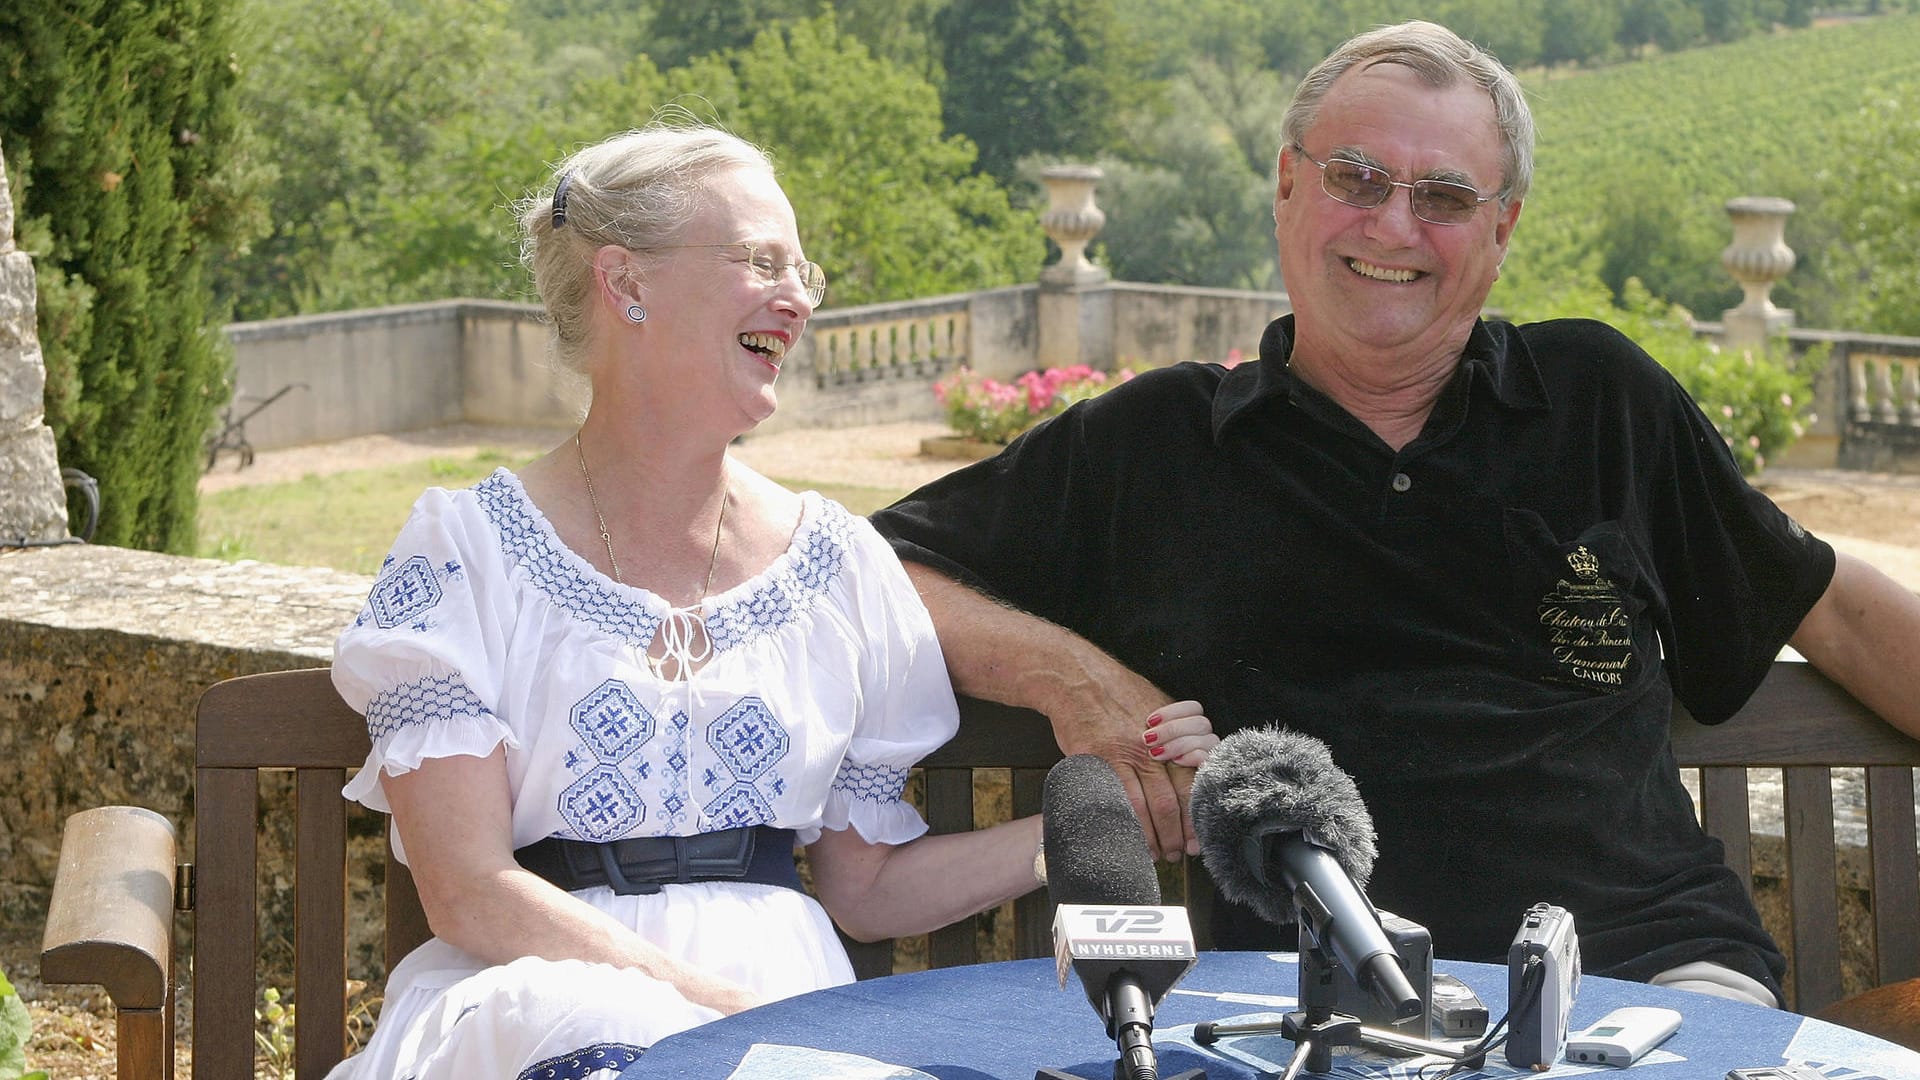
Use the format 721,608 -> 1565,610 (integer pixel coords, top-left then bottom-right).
1536,546 -> 1634,691
1567,546 -> 1600,580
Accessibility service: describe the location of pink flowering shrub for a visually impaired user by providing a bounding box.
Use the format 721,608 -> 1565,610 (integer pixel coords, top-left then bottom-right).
934,364 -> 1131,444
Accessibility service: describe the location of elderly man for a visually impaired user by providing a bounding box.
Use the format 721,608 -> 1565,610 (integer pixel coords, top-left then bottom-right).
871,20 -> 1920,1006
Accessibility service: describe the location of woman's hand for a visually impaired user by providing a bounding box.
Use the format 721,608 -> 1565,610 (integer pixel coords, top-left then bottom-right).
1142,699 -> 1217,768
1043,675 -> 1217,860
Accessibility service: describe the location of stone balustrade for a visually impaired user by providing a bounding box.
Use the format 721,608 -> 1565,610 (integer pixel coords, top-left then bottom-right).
808,294 -> 972,385
1841,340 -> 1920,472
1852,349 -> 1920,426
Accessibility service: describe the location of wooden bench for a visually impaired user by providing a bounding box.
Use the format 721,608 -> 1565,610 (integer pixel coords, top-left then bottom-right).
38,662 -> 1920,1079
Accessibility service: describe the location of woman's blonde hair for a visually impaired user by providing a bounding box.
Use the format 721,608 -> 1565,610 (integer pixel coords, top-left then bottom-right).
516,120 -> 774,397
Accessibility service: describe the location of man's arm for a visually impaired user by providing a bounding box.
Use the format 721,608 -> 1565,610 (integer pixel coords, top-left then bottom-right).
1789,551 -> 1920,739
903,561 -> 1201,860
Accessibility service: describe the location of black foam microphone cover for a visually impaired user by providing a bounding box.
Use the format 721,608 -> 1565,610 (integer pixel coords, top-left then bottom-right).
1042,753 -> 1162,907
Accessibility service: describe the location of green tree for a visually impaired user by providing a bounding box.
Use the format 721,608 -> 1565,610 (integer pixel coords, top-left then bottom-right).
670,16 -> 1043,305
1817,81 -> 1920,336
1092,60 -> 1281,290
1434,0 -> 1546,68
644,0 -> 819,68
1,0 -> 266,552
937,0 -> 1158,185
831,0 -> 949,73
215,0 -> 533,319
1540,0 -> 1624,66
1619,0 -> 1707,53
510,0 -> 653,61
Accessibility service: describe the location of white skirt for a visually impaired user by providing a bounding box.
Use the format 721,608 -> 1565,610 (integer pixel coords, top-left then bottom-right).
325,880 -> 855,1080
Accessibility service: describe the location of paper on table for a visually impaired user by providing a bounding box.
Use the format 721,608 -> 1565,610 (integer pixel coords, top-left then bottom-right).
724,1043 -> 938,1079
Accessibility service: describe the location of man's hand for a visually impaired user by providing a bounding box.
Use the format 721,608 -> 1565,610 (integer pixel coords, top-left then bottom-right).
896,563 -> 1218,861
1047,674 -> 1215,862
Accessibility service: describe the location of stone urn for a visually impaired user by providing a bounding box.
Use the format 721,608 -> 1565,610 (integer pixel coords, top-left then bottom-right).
1039,164 -> 1109,286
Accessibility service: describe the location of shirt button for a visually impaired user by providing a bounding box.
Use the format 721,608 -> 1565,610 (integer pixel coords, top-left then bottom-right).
1390,472 -> 1413,493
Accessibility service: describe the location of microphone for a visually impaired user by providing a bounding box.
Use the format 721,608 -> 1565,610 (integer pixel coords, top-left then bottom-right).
1042,754 -> 1198,1080
1189,727 -> 1422,1021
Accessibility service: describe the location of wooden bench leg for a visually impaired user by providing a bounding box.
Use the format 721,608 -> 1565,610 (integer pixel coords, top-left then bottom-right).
113,1007 -> 172,1080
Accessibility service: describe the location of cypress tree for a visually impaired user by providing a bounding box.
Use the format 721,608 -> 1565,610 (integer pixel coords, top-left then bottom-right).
0,0 -> 262,552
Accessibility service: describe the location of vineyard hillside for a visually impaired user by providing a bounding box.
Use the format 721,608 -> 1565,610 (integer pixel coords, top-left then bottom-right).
1506,13 -> 1920,324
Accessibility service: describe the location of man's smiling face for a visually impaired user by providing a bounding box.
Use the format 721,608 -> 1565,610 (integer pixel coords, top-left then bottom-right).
1274,61 -> 1522,369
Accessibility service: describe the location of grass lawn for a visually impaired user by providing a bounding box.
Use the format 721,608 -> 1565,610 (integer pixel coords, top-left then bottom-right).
197,449 -> 911,575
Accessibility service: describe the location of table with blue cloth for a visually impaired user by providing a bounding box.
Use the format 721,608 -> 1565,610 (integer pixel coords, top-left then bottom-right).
630,952 -> 1920,1079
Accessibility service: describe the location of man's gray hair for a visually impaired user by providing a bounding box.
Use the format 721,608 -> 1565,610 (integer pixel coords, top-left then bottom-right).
1280,20 -> 1535,205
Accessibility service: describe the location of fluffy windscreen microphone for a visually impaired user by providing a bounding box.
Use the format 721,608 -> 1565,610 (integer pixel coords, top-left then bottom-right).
1190,727 -> 1421,1021
1042,753 -> 1163,906
1189,726 -> 1377,925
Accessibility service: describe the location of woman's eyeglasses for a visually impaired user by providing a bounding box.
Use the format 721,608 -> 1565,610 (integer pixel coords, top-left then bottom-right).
653,242 -> 827,306
1292,144 -> 1496,226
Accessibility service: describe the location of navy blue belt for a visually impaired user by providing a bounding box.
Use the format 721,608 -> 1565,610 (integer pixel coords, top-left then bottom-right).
514,826 -> 800,896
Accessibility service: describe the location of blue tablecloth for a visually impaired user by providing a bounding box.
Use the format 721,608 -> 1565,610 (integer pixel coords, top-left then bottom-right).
631,952 -> 1920,1079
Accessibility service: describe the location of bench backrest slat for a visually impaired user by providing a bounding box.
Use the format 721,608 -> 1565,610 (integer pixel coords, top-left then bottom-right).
1868,765 -> 1920,986
191,767 -> 264,1080
295,769 -> 350,1078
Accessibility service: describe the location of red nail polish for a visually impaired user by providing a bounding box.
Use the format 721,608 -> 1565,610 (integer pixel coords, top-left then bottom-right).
1144,731 -> 1159,744
1150,745 -> 1165,757
1147,714 -> 1163,727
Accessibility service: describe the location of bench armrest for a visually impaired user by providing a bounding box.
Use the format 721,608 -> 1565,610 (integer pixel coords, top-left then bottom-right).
39,806 -> 179,1009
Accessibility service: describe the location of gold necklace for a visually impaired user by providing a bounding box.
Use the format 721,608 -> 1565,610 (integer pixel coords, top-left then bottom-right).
574,432 -> 726,605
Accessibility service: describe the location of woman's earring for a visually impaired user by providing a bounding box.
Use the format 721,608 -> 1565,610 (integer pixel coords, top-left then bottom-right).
625,304 -> 647,324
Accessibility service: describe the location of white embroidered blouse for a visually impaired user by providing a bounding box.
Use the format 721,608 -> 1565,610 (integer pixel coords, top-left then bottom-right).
332,468 -> 958,861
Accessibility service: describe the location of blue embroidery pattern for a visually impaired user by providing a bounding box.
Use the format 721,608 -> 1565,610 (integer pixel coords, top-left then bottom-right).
515,1042 -> 645,1080
558,679 -> 658,840
700,697 -> 790,827
365,674 -> 493,739
571,679 -> 656,761
832,761 -> 911,806
473,472 -> 660,647
561,765 -> 644,838
469,473 -> 854,655
708,698 -> 789,780
704,781 -> 775,828
659,709 -> 691,829
707,499 -> 854,652
369,554 -> 443,629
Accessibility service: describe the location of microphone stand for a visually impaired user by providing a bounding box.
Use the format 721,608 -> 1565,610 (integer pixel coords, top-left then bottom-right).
1037,971 -> 1208,1080
1190,935 -> 1482,1077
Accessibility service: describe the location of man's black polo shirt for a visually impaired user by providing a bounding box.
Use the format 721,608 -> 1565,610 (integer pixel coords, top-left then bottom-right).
871,315 -> 1834,991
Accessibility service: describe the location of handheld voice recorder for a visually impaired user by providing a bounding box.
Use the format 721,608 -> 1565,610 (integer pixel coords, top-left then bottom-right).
1505,902 -> 1581,1068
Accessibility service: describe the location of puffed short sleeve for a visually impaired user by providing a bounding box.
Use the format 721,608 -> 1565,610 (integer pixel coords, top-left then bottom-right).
810,514 -> 960,846
333,487 -> 519,812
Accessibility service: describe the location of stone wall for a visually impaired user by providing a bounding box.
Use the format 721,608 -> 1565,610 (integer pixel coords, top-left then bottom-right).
0,137 -> 70,544
0,545 -> 377,979
219,279 -> 1300,451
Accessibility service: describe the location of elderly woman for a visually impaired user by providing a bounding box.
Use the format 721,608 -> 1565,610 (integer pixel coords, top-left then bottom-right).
323,123 -> 1215,1079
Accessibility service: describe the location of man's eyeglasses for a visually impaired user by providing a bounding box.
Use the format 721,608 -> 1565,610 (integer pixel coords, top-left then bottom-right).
1292,144 -> 1496,226
652,242 -> 828,306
